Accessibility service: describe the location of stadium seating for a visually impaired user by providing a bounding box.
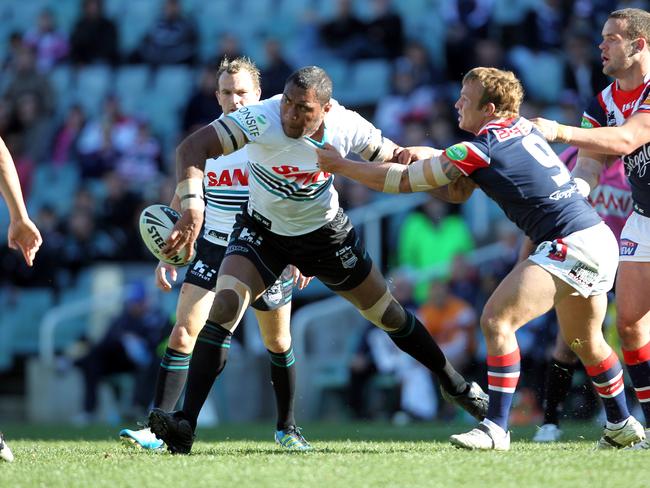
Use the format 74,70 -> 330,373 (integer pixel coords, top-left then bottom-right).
74,65 -> 113,117
27,163 -> 80,217
1,288 -> 55,355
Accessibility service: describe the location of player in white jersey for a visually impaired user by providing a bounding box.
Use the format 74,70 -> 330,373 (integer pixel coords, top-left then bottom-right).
120,58 -> 311,453
150,66 -> 488,454
0,135 -> 43,462
533,8 -> 650,449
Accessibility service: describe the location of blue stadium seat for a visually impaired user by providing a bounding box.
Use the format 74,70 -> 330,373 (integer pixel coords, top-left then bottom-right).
74,65 -> 113,117
120,0 -> 159,53
4,288 -> 56,355
49,65 -> 73,116
342,59 -> 391,106
27,164 -> 80,217
114,65 -> 152,115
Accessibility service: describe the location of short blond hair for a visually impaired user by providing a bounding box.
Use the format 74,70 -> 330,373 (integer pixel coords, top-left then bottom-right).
609,8 -> 650,45
462,67 -> 524,118
216,56 -> 261,92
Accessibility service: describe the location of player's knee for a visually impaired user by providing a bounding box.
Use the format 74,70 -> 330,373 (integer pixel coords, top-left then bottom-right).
168,322 -> 197,353
480,313 -> 511,340
264,335 -> 291,353
616,314 -> 642,347
359,289 -> 401,331
210,275 -> 253,330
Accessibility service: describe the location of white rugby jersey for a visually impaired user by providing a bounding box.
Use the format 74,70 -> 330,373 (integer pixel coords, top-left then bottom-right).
202,149 -> 250,246
218,95 -> 385,236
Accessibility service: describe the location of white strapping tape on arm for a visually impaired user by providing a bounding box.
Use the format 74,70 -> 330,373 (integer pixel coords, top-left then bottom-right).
383,165 -> 406,193
176,177 -> 205,212
407,151 -> 450,191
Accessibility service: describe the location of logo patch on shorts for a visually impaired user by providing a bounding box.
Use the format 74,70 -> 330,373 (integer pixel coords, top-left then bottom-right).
548,240 -> 568,262
620,238 -> 638,256
336,246 -> 358,269
190,259 -> 217,281
568,262 -> 598,289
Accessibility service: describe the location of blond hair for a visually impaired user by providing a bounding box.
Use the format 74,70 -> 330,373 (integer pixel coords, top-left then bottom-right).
215,57 -> 261,92
609,8 -> 650,45
462,67 -> 524,118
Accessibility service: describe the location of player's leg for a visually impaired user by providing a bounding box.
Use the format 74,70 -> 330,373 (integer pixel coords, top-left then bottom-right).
335,264 -> 487,420
534,334 -> 579,442
555,293 -> 644,448
617,261 -> 650,447
255,294 -> 311,450
450,260 -> 570,450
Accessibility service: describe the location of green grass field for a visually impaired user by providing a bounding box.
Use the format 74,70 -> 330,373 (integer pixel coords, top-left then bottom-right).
2,422 -> 648,488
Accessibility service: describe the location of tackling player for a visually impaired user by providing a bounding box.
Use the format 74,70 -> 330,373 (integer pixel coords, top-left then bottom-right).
0,135 -> 43,462
119,58 -> 312,452
533,8 -> 650,449
151,66 -> 489,454
531,147 -> 632,443
316,67 -> 644,450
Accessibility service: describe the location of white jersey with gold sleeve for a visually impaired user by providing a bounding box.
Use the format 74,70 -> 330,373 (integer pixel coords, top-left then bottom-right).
215,95 -> 387,236
202,149 -> 250,246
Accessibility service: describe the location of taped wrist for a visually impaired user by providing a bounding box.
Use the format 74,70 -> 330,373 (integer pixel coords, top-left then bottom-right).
176,178 -> 205,212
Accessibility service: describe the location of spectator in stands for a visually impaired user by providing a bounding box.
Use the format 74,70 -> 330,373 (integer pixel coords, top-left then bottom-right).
114,120 -> 162,194
182,66 -> 221,134
23,8 -> 69,73
318,0 -> 368,60
561,32 -> 610,107
418,280 -> 477,376
397,199 -> 474,302
207,34 -> 243,70
74,282 -> 169,424
70,0 -> 119,66
363,0 -> 404,59
393,41 -> 440,88
1,32 -> 25,74
131,0 -> 198,67
261,39 -> 294,97
2,45 -> 55,116
520,0 -> 570,52
51,105 -> 86,166
7,92 -> 54,165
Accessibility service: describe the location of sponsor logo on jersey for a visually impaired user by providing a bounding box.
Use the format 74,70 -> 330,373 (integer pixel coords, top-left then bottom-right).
607,111 -> 617,126
580,117 -> 594,128
623,144 -> 650,178
550,184 -> 578,201
446,144 -> 468,161
493,120 -> 532,142
620,238 -> 638,256
207,229 -> 229,242
229,106 -> 270,137
272,165 -> 329,185
622,101 -> 636,113
336,245 -> 358,269
568,261 -> 598,289
206,168 -> 248,187
251,210 -> 272,230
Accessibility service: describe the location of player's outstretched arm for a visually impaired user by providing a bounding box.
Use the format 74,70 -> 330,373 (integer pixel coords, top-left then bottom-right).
532,111 -> 650,156
0,136 -> 42,266
571,149 -> 607,196
316,143 -> 462,194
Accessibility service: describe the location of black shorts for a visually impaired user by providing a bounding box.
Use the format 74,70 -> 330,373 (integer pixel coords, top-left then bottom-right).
226,207 -> 373,292
184,237 -> 292,312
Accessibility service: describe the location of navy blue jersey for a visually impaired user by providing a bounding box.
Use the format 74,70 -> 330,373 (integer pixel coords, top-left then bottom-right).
582,75 -> 650,216
444,117 -> 601,244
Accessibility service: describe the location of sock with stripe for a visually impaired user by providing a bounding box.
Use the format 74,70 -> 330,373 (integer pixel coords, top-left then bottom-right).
153,347 -> 192,412
542,358 -> 577,426
387,310 -> 467,395
585,349 -> 629,425
268,347 -> 296,431
486,348 -> 521,431
622,340 -> 650,427
182,320 -> 232,430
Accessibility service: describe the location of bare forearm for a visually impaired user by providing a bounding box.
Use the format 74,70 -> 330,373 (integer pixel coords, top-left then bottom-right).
176,125 -> 225,182
0,138 -> 28,220
564,125 -> 641,155
335,158 -> 404,192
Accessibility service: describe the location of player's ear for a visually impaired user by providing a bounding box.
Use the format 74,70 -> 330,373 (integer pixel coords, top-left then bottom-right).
323,101 -> 332,113
484,102 -> 496,116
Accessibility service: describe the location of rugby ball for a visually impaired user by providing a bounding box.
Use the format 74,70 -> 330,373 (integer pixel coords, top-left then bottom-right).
139,204 -> 193,266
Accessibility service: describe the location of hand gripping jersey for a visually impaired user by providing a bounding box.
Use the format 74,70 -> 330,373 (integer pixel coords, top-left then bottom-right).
211,95 -> 387,236
445,117 -> 601,244
202,149 -> 250,246
581,74 -> 650,216
559,147 -> 632,241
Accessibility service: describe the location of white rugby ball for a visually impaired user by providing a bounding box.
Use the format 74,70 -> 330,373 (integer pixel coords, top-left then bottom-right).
139,204 -> 193,265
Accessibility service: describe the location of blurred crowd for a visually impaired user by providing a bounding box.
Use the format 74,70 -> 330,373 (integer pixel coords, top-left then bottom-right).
1,0 -> 647,422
